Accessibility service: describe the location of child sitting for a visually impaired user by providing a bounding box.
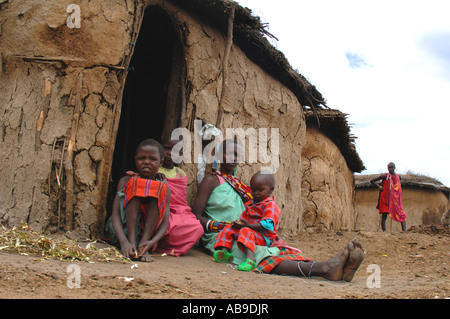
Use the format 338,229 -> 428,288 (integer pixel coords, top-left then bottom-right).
106,139 -> 171,262
155,132 -> 204,256
213,170 -> 280,271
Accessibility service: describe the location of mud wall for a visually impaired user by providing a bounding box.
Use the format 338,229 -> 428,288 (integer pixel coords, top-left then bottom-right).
0,0 -> 135,237
0,0 -> 307,237
174,1 -> 306,234
355,187 -> 449,232
301,127 -> 356,232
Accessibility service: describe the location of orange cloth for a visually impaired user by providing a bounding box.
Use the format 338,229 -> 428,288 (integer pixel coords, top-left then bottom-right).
123,175 -> 169,234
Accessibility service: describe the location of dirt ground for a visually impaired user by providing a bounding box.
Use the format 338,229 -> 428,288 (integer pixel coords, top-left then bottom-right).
0,225 -> 448,301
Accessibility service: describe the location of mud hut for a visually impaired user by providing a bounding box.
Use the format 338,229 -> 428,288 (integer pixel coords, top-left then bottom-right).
355,174 -> 450,231
301,109 -> 365,232
0,0 -> 359,238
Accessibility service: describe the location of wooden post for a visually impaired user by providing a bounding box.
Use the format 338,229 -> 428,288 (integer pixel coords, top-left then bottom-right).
215,4 -> 236,129
93,3 -> 146,237
179,56 -> 187,128
64,72 -> 83,231
35,78 -> 52,151
207,4 -> 236,176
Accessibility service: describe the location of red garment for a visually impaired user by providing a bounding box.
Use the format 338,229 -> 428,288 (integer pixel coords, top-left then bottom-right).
156,176 -> 204,256
255,247 -> 311,273
214,197 -> 280,253
214,171 -> 252,202
214,225 -> 266,253
377,179 -> 390,213
123,176 -> 169,234
387,173 -> 407,222
241,197 -> 280,242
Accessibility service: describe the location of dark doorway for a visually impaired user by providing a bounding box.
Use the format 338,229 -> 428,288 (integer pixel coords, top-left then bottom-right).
106,6 -> 184,218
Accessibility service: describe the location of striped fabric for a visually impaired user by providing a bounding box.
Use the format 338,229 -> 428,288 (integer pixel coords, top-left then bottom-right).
123,176 -> 169,233
214,171 -> 252,202
214,225 -> 267,253
241,197 -> 280,243
214,197 -> 281,253
254,247 -> 311,274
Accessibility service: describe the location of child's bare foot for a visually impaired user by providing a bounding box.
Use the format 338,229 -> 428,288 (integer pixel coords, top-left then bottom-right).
139,252 -> 154,262
342,239 -> 365,282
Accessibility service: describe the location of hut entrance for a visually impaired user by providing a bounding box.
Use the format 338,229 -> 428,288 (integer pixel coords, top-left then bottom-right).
106,5 -> 185,218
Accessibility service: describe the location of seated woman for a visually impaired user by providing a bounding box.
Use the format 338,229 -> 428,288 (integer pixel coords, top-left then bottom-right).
192,139 -> 364,282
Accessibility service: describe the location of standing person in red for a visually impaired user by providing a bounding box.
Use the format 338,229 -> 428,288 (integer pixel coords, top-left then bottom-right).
370,162 -> 407,232
213,171 -> 280,272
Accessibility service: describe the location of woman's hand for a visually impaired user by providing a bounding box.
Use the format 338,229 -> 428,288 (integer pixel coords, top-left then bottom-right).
231,220 -> 247,229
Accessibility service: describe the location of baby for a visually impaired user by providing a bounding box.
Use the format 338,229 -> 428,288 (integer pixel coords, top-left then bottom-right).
213,171 -> 280,271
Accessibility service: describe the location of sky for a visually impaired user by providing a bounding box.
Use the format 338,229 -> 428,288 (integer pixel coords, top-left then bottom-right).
236,0 -> 450,187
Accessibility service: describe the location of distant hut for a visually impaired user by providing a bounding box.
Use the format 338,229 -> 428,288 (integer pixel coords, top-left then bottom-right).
301,109 -> 365,232
355,174 -> 450,231
0,0 -> 361,238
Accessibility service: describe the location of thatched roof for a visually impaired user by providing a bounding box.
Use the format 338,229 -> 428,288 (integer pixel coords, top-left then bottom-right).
305,108 -> 365,173
355,174 -> 450,197
169,0 -> 327,109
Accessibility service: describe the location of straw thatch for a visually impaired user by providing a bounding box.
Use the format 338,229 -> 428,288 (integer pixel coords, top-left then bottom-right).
169,0 -> 327,110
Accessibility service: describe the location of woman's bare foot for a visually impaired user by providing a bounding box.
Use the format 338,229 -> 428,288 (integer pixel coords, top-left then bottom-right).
342,239 -> 365,282
318,247 -> 350,281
